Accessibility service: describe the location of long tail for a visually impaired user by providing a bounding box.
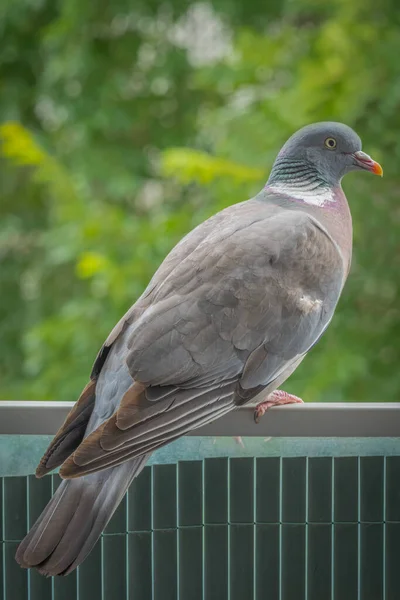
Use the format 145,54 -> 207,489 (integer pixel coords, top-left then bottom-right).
15,454 -> 150,576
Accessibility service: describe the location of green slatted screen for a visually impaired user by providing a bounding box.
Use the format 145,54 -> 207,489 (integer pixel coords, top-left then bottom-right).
1,456 -> 400,600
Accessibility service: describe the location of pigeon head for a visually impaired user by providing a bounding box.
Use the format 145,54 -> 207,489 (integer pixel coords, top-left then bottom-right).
268,122 -> 383,191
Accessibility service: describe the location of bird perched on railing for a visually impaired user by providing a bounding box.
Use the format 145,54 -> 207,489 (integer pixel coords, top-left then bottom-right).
16,122 -> 382,576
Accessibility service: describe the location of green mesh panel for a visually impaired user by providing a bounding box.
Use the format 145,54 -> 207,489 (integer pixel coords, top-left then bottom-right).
1,456 -> 399,599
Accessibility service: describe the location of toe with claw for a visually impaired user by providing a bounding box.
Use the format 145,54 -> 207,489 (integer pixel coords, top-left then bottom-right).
254,390 -> 304,424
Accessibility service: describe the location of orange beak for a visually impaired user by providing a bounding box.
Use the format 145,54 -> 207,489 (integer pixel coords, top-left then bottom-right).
353,150 -> 383,176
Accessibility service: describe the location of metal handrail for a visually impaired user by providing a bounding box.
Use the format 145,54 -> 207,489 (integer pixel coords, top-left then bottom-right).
0,401 -> 399,437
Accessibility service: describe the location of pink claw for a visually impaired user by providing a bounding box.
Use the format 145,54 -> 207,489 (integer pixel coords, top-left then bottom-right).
254,390 -> 304,424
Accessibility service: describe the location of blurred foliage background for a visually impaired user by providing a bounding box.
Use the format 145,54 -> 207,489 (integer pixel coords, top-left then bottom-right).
0,0 -> 399,402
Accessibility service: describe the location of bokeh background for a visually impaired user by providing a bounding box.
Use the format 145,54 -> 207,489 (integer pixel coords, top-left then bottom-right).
1,0 -> 399,403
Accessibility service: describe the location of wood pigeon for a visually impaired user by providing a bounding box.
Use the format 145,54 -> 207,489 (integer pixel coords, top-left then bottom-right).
16,121 -> 382,576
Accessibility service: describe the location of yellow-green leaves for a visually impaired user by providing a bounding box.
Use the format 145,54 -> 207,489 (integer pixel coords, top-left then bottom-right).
76,251 -> 110,279
161,147 -> 264,185
0,121 -> 79,215
0,122 -> 48,168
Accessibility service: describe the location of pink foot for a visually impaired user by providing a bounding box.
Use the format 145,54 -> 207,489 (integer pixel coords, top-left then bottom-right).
254,390 -> 304,424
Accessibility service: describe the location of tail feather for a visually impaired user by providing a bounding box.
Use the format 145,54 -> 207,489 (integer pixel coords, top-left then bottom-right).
16,454 -> 150,576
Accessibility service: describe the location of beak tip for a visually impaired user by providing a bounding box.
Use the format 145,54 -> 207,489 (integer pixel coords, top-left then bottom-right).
353,151 -> 383,177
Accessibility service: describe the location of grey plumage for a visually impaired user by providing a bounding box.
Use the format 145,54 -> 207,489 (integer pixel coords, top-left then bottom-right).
16,122 -> 382,576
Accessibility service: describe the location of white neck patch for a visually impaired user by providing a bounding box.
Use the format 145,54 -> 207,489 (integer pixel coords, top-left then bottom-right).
267,182 -> 335,207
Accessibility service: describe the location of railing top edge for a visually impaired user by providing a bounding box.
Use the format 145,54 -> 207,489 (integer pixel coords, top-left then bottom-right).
0,400 -> 399,437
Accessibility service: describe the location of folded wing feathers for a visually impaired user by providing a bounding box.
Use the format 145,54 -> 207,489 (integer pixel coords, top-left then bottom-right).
60,401 -> 233,478
36,380 -> 96,477
60,381 -> 236,478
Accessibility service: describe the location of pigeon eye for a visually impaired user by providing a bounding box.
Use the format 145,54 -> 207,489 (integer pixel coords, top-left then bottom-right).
324,137 -> 337,149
